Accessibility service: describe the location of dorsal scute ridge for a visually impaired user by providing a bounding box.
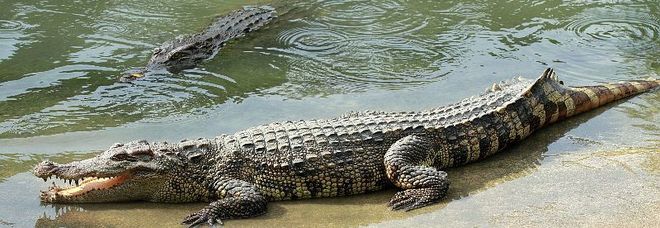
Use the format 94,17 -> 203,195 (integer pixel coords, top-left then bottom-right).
518,67 -> 565,97
480,75 -> 528,96
424,75 -> 531,127
338,110 -> 388,119
264,69 -> 554,131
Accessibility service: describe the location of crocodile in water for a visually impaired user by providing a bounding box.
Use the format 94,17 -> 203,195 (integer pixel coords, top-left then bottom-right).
119,6 -> 276,82
34,69 -> 659,226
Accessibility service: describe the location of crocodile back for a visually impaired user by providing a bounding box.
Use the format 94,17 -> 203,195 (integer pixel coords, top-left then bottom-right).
204,6 -> 276,46
216,73 -> 537,200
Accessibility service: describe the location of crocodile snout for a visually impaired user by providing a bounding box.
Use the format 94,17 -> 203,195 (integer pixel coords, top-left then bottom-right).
33,160 -> 60,179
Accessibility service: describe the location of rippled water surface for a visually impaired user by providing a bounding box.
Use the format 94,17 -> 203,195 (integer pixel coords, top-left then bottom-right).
0,0 -> 658,227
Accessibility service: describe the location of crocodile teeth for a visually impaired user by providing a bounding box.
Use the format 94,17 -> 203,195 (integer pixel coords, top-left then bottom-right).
44,173 -> 130,198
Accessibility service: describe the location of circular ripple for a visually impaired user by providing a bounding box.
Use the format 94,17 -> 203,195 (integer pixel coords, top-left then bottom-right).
554,15 -> 660,82
267,0 -> 461,92
565,17 -> 659,43
277,27 -> 351,56
321,0 -> 389,22
315,0 -> 428,36
94,22 -> 128,34
279,36 -> 454,93
0,20 -> 27,31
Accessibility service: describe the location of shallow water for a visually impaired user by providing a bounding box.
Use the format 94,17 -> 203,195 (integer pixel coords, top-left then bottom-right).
0,0 -> 658,227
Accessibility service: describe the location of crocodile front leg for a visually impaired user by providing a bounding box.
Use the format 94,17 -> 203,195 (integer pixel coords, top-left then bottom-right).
384,134 -> 449,211
182,179 -> 267,227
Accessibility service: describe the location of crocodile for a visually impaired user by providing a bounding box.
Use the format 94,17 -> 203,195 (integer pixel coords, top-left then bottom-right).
34,68 -> 659,226
119,6 -> 276,82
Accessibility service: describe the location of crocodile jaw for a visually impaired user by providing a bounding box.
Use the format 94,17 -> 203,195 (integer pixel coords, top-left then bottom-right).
33,159 -> 146,203
40,173 -> 131,203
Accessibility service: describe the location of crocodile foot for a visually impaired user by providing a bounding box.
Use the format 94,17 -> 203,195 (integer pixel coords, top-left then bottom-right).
182,206 -> 222,228
388,186 -> 447,211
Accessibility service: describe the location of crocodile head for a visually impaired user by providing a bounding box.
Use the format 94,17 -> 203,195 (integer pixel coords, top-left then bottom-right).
33,140 -> 213,203
146,40 -> 209,73
118,42 -> 203,82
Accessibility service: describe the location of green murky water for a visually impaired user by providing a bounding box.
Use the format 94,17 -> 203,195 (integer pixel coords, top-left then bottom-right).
1,0 -> 658,227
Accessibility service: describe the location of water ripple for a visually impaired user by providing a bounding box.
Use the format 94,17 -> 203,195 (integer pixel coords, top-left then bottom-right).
109,5 -> 173,20
316,0 -> 428,36
277,26 -> 351,56
0,70 -> 232,137
263,0 -> 454,93
564,17 -> 659,46
555,13 -> 660,81
93,22 -> 128,34
0,20 -> 28,31
0,20 -> 31,61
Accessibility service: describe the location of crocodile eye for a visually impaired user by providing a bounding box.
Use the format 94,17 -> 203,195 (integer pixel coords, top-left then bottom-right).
130,149 -> 154,161
169,52 -> 187,60
111,143 -> 124,149
111,153 -> 130,161
153,47 -> 162,54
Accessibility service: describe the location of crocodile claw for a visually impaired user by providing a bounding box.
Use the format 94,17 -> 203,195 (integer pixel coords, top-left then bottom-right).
182,207 -> 223,227
388,188 -> 444,211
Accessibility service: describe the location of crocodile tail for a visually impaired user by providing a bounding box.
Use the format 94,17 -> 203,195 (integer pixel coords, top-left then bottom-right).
566,77 -> 659,117
525,68 -> 658,126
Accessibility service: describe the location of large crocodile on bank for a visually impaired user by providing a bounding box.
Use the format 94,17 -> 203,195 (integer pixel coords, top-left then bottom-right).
119,6 -> 276,82
34,68 -> 659,226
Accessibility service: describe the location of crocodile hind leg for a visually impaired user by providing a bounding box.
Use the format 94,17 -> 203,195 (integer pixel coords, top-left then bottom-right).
384,134 -> 449,211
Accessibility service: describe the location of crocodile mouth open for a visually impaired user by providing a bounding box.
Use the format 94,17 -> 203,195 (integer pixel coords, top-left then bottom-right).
39,173 -> 131,202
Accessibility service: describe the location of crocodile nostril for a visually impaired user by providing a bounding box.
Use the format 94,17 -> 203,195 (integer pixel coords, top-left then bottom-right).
34,160 -> 59,176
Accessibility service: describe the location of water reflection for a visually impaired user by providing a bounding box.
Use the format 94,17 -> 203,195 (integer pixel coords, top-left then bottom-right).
0,152 -> 94,183
0,19 -> 31,61
617,89 -> 660,142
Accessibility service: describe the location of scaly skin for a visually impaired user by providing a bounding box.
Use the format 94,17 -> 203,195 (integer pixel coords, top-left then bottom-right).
34,68 -> 659,226
119,6 -> 276,82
